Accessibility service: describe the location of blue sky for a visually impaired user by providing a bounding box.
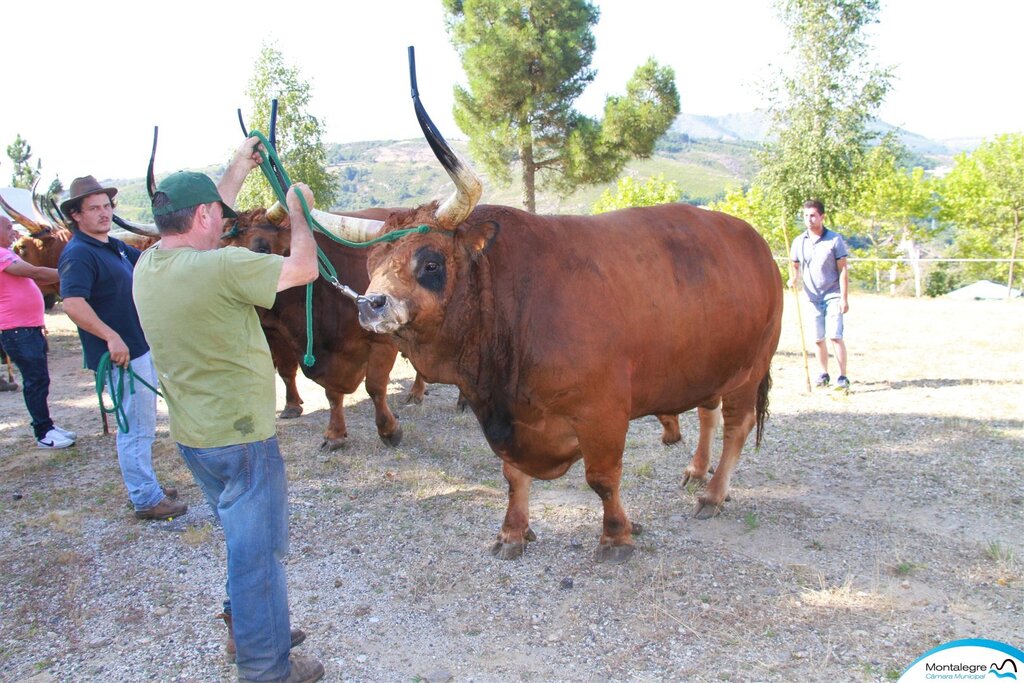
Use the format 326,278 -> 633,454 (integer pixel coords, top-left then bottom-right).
2,0 -> 1020,181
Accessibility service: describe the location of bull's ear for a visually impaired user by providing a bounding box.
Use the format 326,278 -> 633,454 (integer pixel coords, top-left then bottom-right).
459,221 -> 499,261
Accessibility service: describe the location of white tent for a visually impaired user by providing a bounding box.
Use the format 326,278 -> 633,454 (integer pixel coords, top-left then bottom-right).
946,280 -> 1022,300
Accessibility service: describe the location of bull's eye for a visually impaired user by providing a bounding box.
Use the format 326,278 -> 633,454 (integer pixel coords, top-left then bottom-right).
253,238 -> 272,254
414,247 -> 446,293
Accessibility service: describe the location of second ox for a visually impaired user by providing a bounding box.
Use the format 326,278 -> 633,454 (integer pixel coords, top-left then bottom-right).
318,78 -> 783,564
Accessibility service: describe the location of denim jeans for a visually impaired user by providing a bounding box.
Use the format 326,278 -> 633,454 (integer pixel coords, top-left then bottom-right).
111,352 -> 163,510
1,327 -> 54,439
177,437 -> 292,681
809,295 -> 845,341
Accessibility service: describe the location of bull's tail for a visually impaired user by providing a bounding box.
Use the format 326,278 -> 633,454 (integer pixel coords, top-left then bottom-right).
754,369 -> 772,449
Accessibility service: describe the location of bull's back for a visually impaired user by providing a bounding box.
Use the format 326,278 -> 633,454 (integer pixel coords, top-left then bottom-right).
483,203 -> 782,414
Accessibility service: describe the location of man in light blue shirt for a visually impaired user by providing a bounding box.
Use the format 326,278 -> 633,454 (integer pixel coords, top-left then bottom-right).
788,199 -> 850,390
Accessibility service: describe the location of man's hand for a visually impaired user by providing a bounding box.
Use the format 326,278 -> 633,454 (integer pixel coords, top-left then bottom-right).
107,334 -> 131,367
286,183 -> 315,220
233,136 -> 265,173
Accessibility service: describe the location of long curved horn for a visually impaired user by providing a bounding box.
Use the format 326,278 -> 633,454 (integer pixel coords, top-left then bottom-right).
147,126 -> 159,199
45,199 -> 69,230
408,46 -> 482,229
0,190 -> 48,233
265,201 -> 384,243
112,214 -> 160,237
29,179 -> 52,226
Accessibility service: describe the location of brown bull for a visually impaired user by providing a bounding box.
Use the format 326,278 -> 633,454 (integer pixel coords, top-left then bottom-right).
11,227 -> 72,306
221,208 -> 423,450
328,72 -> 782,563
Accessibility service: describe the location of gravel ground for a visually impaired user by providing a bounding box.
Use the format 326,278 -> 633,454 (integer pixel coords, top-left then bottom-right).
1,293 -> 1021,683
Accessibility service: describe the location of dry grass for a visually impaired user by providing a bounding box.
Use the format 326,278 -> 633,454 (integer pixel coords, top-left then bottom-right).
0,294 -> 1021,682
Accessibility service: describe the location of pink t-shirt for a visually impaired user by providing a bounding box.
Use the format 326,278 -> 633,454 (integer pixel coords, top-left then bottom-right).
0,247 -> 45,329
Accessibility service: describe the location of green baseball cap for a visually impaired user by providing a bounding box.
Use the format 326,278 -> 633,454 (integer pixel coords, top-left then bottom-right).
152,171 -> 238,219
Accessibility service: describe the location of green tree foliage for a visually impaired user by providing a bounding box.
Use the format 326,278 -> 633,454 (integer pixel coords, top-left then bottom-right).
711,185 -> 786,254
940,133 -> 1024,293
755,0 -> 892,234
444,0 -> 679,213
591,174 -> 681,214
846,141 -> 937,294
236,44 -> 336,211
6,134 -> 41,189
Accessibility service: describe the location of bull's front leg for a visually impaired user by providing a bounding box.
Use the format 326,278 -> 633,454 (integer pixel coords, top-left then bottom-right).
278,361 -> 304,419
580,417 -> 637,563
656,413 -> 681,444
492,461 -> 535,560
365,343 -> 402,446
321,388 -> 348,451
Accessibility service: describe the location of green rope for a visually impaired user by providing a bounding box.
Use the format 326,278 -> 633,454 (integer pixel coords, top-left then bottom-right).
95,352 -> 162,434
245,131 -> 439,367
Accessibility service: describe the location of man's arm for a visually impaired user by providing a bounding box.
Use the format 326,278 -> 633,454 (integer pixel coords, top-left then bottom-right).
787,261 -> 800,289
62,297 -> 131,366
836,257 -> 849,313
277,183 -> 320,292
217,136 -> 264,207
4,261 -> 60,285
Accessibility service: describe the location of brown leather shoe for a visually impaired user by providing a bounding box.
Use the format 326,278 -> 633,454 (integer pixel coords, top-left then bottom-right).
217,612 -> 306,662
281,654 -> 324,683
134,496 -> 187,520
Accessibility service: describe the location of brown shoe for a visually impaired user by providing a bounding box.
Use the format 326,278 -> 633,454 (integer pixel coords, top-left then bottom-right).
282,654 -> 324,683
134,496 -> 187,520
218,612 -> 306,662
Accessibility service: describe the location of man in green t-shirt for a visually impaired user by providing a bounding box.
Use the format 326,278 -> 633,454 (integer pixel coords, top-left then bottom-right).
133,136 -> 323,683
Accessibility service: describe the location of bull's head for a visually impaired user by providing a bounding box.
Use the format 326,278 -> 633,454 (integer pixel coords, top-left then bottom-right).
350,47 -> 490,338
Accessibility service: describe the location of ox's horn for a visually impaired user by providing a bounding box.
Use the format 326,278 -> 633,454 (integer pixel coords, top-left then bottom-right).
0,189 -> 48,233
265,201 -> 384,243
112,214 -> 160,237
408,46 -> 482,229
30,179 -> 52,226
146,126 -> 159,200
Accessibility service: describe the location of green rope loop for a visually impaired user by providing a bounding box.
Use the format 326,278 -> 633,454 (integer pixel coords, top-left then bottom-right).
246,131 -> 442,367
95,352 -> 162,434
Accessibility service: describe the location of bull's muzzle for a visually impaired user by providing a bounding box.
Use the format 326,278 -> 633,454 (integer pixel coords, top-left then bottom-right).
356,294 -> 402,335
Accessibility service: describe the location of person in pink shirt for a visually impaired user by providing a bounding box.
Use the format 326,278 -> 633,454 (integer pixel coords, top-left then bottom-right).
0,216 -> 76,448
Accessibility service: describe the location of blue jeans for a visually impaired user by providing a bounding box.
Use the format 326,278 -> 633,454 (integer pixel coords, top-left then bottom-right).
177,437 -> 292,682
1,327 -> 54,439
110,352 -> 163,510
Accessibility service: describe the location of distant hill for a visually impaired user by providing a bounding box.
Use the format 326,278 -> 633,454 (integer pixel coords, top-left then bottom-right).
100,112 -> 974,221
671,110 -> 982,158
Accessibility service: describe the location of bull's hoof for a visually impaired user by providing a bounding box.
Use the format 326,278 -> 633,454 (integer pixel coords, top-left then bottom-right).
320,437 -> 346,452
594,542 -> 635,564
661,433 -> 682,445
692,497 -> 724,520
279,405 -> 303,419
380,425 -> 403,447
490,540 -> 525,560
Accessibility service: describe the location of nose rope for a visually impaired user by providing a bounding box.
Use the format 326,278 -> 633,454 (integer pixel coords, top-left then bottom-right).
246,130 -> 438,366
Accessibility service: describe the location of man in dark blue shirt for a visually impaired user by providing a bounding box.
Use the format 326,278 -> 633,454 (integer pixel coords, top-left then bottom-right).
58,176 -> 187,520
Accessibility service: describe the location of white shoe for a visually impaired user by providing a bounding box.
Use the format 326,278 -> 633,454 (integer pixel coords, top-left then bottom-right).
53,425 -> 78,440
37,428 -> 75,449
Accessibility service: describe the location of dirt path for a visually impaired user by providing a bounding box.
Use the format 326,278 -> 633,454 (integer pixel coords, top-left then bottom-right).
1,294 -> 1021,682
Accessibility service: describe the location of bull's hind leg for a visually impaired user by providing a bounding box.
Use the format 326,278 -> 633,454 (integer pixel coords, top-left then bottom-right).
492,462 -> 536,560
366,342 -> 402,446
657,414 -> 682,444
693,390 -> 757,519
682,401 -> 722,486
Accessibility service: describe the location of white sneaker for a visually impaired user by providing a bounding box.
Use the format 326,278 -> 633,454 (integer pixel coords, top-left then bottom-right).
37,428 -> 75,449
53,425 -> 78,440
